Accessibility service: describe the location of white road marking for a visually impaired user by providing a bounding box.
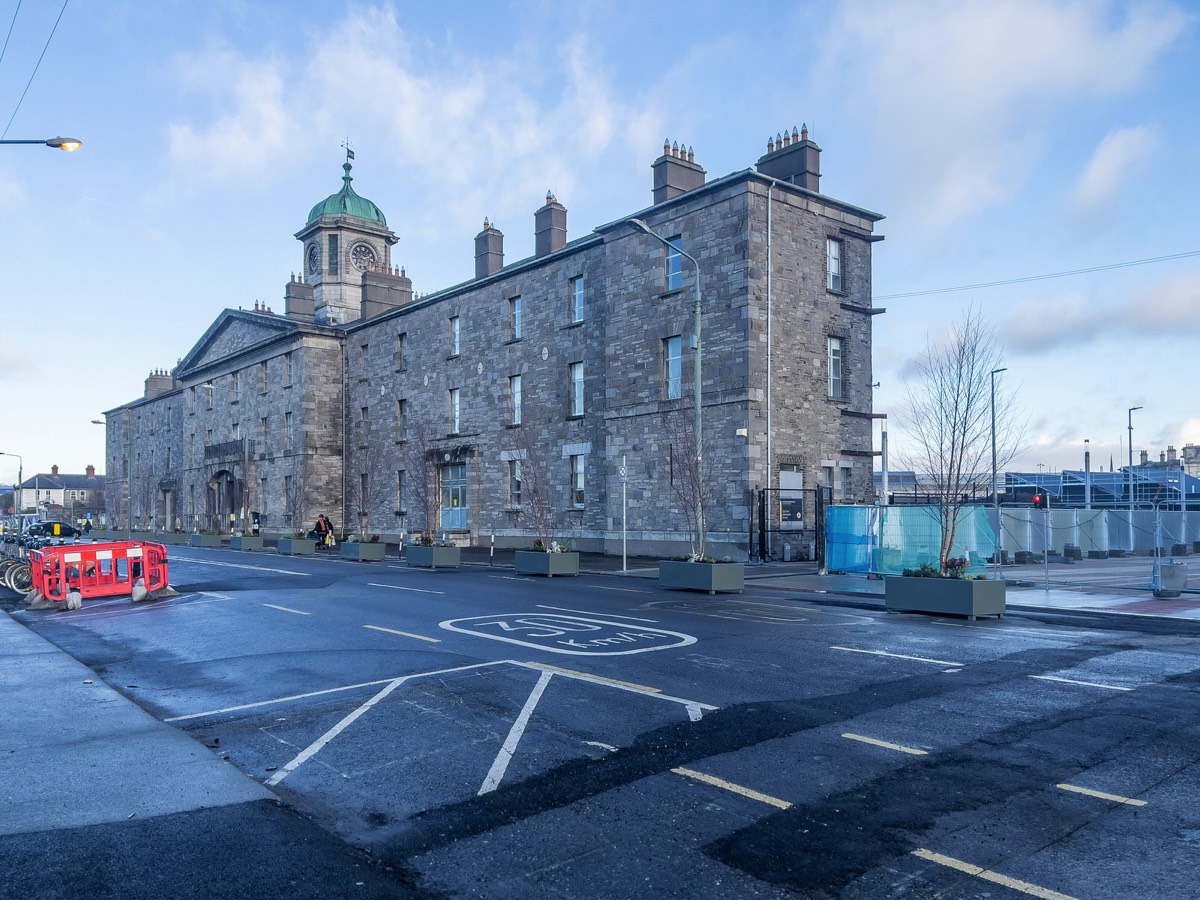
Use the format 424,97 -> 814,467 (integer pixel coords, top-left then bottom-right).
198,591 -> 234,600
584,741 -> 619,752
167,555 -> 311,576
266,675 -> 411,786
367,582 -> 445,595
672,767 -> 792,810
1056,783 -> 1146,806
478,670 -> 554,795
536,604 -> 659,621
842,732 -> 929,756
363,624 -> 440,642
522,662 -> 661,692
831,646 -> 964,667
591,585 -> 655,595
511,661 -> 717,714
1029,675 -> 1133,692
912,848 -> 1078,900
264,604 -> 310,616
164,661 -> 507,722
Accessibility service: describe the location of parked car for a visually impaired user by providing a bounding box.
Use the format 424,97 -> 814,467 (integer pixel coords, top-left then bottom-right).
25,521 -> 82,538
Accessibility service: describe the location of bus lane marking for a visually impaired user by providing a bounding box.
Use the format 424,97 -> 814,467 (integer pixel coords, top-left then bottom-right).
439,613 -> 696,656
831,646 -> 964,667
912,848 -> 1078,900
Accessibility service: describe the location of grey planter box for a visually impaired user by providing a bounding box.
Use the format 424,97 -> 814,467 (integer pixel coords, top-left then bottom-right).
658,560 -> 744,594
154,532 -> 187,546
230,535 -> 264,551
277,537 -> 316,555
406,545 -> 461,569
884,575 -> 1006,620
341,542 -> 386,561
190,533 -> 223,548
514,550 -> 579,577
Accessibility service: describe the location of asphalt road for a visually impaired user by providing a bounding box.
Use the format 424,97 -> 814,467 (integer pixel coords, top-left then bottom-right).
7,548 -> 1200,898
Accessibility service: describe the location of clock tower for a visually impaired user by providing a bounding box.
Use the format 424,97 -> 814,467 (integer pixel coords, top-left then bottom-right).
295,153 -> 398,325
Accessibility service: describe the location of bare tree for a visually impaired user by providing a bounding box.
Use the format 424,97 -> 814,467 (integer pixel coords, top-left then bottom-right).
661,403 -> 715,559
401,418 -> 442,544
506,412 -> 559,549
896,307 -> 1023,573
283,454 -> 311,537
347,428 -> 389,539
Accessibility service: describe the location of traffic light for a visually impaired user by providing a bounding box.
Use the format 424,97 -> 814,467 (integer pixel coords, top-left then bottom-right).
1032,492 -> 1048,509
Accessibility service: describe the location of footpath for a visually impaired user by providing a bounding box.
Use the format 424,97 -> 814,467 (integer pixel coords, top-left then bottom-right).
4,549 -> 1199,898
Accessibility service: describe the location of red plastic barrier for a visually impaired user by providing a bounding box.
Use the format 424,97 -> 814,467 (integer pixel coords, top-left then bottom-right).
29,541 -> 169,603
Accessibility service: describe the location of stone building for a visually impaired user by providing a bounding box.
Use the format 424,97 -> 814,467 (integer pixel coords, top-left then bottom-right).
101,128 -> 884,557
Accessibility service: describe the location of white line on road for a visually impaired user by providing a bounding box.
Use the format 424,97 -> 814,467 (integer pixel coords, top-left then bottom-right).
264,604 -> 310,616
478,670 -> 554,795
166,555 -> 311,576
1056,783 -> 1146,806
164,661 -> 507,722
672,767 -> 792,810
536,604 -> 659,621
831,646 -> 964,667
912,848 -> 1078,900
590,585 -> 656,595
363,624 -> 440,642
1029,674 -> 1133,691
367,582 -> 445,595
511,660 -> 718,714
842,733 -> 929,756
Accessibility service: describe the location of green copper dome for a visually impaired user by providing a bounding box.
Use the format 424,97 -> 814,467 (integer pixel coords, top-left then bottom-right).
307,161 -> 387,226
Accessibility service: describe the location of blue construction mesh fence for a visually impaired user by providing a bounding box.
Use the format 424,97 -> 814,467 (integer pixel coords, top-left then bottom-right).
826,504 -> 997,575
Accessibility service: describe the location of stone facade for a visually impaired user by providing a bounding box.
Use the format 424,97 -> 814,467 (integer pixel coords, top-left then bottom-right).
102,134 -> 883,557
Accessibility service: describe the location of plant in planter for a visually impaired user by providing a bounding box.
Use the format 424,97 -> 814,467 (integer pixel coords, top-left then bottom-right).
656,406 -> 743,593
884,557 -> 1005,619
508,415 -> 580,577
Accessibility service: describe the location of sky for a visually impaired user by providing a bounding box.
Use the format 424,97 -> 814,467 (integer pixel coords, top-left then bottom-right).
1,0 -> 1197,487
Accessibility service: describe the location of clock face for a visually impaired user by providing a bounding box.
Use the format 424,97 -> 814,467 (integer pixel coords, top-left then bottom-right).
351,242 -> 376,271
307,244 -> 319,274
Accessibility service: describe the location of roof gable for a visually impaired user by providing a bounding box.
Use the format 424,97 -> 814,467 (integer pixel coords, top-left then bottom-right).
177,310 -> 299,377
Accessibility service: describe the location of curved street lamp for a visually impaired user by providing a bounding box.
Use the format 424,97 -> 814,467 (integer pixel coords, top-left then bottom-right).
0,136 -> 83,151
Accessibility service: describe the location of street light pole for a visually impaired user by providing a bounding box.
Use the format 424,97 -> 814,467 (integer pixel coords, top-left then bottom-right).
1128,406 -> 1142,553
990,368 -> 1006,579
0,451 -> 24,533
628,217 -> 705,554
0,136 -> 83,150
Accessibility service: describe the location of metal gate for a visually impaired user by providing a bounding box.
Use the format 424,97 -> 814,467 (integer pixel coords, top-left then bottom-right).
753,486 -> 827,566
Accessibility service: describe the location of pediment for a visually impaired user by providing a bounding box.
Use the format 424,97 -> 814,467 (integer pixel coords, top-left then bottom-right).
177,310 -> 298,376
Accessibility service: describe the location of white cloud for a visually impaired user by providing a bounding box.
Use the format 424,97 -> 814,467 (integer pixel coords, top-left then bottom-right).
820,1 -> 1190,231
1073,125 -> 1157,214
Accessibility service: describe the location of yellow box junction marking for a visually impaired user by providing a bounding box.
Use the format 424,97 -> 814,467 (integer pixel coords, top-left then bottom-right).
842,733 -> 929,756
671,767 -> 792,810
363,624 -> 441,643
912,849 -> 1078,900
1056,783 -> 1146,806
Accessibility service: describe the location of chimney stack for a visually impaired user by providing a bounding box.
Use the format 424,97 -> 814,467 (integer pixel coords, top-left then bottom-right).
475,219 -> 504,279
651,140 -> 706,204
1168,445 -> 1177,462
756,123 -> 821,192
1140,450 -> 1149,465
51,464 -> 59,476
144,368 -> 176,399
535,191 -> 567,257
86,465 -> 95,478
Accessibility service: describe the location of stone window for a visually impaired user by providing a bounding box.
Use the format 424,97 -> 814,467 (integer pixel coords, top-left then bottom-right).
204,381 -> 213,410
568,362 -> 584,417
663,335 -> 682,400
283,352 -> 292,386
449,388 -> 461,434
396,470 -> 406,514
283,412 -> 292,452
826,237 -> 843,292
394,332 -> 406,371
396,398 -> 407,442
441,463 -> 467,529
666,235 -> 683,292
328,235 -> 339,276
258,362 -> 267,394
449,316 -> 461,356
509,296 -> 523,341
509,374 -> 522,425
358,344 -> 369,381
229,371 -> 239,403
569,454 -> 585,508
570,276 -> 585,323
509,459 -> 523,509
358,406 -> 369,447
828,336 -> 843,399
